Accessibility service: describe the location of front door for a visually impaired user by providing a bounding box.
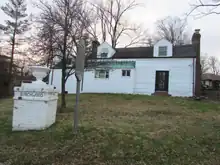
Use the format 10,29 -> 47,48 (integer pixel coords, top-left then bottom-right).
155,71 -> 169,92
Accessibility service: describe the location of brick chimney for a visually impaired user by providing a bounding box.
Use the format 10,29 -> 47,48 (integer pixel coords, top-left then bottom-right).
91,40 -> 100,59
191,29 -> 201,97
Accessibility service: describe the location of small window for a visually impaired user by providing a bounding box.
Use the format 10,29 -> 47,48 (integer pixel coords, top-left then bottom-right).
100,48 -> 108,58
95,70 -> 109,79
4,82 -> 9,86
4,68 -> 8,72
101,53 -> 108,58
158,46 -> 168,56
66,58 -> 72,65
122,70 -> 131,77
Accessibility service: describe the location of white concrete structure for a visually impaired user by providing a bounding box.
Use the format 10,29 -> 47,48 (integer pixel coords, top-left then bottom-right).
50,39 -> 198,97
13,66 -> 58,131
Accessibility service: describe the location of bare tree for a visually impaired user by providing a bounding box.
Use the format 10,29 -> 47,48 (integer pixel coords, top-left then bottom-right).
94,0 -> 149,48
29,21 -> 57,68
155,16 -> 190,45
34,0 -> 94,110
201,54 -> 210,74
208,56 -> 220,75
189,0 -> 220,17
33,0 -> 150,111
0,0 -> 29,91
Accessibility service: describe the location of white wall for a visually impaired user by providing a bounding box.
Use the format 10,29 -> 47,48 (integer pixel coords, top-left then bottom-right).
134,58 -> 195,97
97,42 -> 116,58
50,58 -> 195,97
49,69 -> 62,93
83,69 -> 135,94
154,39 -> 173,57
50,68 -> 135,94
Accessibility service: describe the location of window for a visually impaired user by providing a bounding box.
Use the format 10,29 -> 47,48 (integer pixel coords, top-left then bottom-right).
101,53 -> 108,58
66,58 -> 72,65
122,70 -> 131,77
158,46 -> 168,56
100,48 -> 109,58
95,70 -> 109,79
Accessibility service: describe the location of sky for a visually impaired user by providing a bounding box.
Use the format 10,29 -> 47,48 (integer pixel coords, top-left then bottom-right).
0,0 -> 219,58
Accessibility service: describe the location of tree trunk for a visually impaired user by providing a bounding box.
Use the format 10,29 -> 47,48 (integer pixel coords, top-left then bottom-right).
60,44 -> 67,110
8,35 -> 16,96
61,64 -> 66,109
60,5 -> 68,111
8,15 -> 18,96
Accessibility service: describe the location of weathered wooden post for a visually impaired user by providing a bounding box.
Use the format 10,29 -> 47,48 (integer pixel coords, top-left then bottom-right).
74,39 -> 86,134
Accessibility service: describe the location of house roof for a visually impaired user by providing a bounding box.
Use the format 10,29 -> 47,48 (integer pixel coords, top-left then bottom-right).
202,74 -> 220,81
53,44 -> 196,69
0,55 -> 10,60
112,44 -> 196,59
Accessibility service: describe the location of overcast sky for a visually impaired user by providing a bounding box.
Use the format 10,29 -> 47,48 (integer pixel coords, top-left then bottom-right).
0,0 -> 219,57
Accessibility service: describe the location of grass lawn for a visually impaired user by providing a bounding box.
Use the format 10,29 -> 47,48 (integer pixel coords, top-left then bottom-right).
0,94 -> 220,165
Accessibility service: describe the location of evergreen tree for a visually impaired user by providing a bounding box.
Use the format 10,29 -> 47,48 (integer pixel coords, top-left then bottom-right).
0,0 -> 29,90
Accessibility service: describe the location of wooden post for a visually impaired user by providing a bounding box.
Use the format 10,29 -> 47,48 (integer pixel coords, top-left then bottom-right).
74,39 -> 86,134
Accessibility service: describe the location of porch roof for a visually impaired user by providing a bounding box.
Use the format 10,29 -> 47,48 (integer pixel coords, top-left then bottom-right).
202,74 -> 220,81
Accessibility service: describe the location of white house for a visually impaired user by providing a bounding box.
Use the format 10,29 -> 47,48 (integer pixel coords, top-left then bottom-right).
49,30 -> 201,97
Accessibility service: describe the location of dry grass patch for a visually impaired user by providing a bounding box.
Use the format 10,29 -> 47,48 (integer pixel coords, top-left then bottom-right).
0,94 -> 220,165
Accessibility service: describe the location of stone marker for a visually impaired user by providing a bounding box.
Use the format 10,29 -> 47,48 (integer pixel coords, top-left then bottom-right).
12,66 -> 58,131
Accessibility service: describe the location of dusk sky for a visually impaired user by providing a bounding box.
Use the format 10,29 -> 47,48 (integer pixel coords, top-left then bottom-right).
0,0 -> 219,57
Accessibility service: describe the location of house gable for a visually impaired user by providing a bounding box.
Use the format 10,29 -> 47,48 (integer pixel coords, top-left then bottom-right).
97,42 -> 116,58
153,39 -> 173,57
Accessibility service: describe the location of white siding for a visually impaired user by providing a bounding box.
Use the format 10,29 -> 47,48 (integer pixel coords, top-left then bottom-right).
50,58 -> 195,97
97,42 -> 116,58
83,69 -> 134,94
50,69 -> 62,93
134,58 -> 194,96
154,39 -> 173,57
50,69 -> 135,94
